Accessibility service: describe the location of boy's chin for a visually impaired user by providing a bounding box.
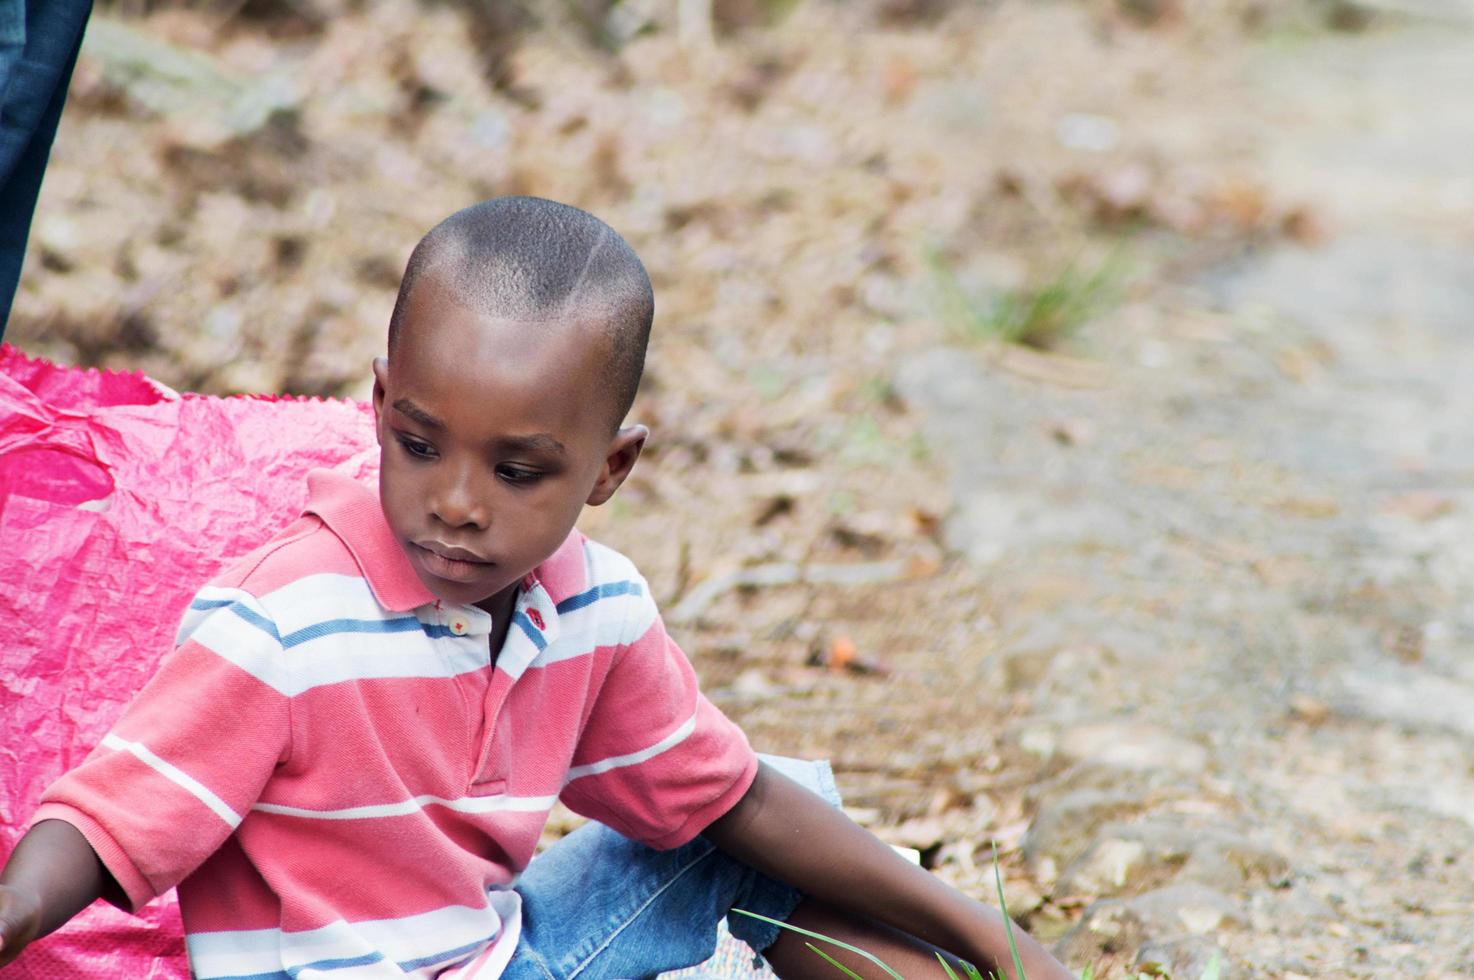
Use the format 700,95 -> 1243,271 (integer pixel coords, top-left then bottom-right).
422,575 -> 509,610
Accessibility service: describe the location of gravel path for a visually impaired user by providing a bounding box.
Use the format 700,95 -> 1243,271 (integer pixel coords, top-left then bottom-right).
896,21 -> 1474,979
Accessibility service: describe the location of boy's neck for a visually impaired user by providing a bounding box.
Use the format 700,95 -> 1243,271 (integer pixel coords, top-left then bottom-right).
478,584 -> 520,664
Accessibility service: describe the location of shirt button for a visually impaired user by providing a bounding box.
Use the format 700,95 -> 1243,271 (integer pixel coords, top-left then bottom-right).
450,618 -> 468,636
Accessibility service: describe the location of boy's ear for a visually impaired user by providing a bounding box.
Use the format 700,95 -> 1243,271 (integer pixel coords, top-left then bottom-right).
371,357 -> 389,445
587,424 -> 648,506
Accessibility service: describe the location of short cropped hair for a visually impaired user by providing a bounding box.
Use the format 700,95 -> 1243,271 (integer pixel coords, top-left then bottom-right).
387,197 -> 654,428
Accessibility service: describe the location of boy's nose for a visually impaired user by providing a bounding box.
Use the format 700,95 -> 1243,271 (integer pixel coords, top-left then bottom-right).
431,468 -> 490,530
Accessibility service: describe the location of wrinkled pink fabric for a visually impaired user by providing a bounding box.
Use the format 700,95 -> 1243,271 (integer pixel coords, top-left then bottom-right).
0,345 -> 377,978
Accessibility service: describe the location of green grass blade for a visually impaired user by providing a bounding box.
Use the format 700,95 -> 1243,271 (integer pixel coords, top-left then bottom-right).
808,942 -> 868,980
940,951 -> 1000,980
732,909 -> 906,980
1199,951 -> 1222,980
991,842 -> 1029,980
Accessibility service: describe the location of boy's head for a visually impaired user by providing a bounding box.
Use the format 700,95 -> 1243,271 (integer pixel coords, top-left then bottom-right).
372,197 -> 653,615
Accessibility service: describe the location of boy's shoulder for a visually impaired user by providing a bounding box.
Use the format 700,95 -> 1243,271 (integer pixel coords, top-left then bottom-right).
203,512 -> 357,601
187,470 -> 399,631
536,528 -> 650,610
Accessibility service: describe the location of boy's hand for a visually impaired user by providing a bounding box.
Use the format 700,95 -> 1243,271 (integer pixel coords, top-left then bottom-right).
707,762 -> 1075,980
0,882 -> 44,967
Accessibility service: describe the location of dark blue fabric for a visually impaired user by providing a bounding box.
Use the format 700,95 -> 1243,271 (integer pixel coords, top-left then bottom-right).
505,757 -> 841,980
0,0 -> 93,336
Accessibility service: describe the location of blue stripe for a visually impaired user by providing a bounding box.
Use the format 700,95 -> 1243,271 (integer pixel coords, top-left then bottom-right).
210,972 -> 291,980
396,932 -> 497,971
512,611 -> 547,650
554,580 -> 643,614
190,597 -> 239,611
228,604 -> 282,643
289,953 -> 384,975
285,951 -> 385,976
280,616 -> 427,648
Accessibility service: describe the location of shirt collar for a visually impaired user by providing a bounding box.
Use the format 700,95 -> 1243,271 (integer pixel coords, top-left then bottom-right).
303,468 -> 438,614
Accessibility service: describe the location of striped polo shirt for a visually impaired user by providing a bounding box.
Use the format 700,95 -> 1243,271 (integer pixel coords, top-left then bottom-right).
35,469 -> 758,979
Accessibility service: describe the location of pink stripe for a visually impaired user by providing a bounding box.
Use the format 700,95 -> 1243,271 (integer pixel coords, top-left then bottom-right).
474,651 -> 615,792
282,672 -> 496,804
569,630 -> 700,768
237,810 -> 535,926
179,837 -> 283,932
562,699 -> 755,848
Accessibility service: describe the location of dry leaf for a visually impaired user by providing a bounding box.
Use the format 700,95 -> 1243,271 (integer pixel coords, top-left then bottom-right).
1288,694 -> 1330,725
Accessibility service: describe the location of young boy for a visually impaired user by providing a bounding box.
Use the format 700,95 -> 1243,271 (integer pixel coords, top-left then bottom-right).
0,197 -> 1072,979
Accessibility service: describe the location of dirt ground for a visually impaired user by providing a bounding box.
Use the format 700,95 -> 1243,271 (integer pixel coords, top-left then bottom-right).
10,0 -> 1474,976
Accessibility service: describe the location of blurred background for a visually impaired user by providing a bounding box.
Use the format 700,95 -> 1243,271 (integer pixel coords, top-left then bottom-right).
9,0 -> 1474,975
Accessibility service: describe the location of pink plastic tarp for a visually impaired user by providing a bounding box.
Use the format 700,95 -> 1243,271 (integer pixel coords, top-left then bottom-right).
0,344 -> 377,978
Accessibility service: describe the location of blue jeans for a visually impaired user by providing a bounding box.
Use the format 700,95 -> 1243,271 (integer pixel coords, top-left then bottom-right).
504,757 -> 840,980
0,0 -> 93,336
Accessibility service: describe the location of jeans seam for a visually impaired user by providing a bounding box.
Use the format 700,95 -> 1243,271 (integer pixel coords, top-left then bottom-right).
564,842 -> 716,980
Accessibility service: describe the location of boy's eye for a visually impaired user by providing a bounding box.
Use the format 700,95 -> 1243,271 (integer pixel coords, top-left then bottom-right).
497,465 -> 542,485
397,435 -> 437,460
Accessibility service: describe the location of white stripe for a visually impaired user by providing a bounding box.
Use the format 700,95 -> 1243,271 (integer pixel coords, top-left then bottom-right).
258,573 -> 398,637
187,897 -> 515,979
252,792 -> 558,821
176,586 -> 275,647
581,539 -> 640,586
189,606 -> 487,696
185,569 -> 656,693
489,622 -> 544,683
277,630 -> 488,690
564,710 -> 699,782
100,733 -> 242,828
185,579 -> 492,695
448,894 -> 520,980
186,926 -> 282,978
187,603 -> 292,691
529,589 -> 658,668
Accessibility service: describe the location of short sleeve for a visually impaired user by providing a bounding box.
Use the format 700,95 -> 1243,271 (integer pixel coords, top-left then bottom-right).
34,588 -> 292,911
558,581 -> 757,850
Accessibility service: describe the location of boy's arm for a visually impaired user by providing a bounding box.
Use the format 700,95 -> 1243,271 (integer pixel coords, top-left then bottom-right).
703,761 -> 1073,980
0,819 -> 119,966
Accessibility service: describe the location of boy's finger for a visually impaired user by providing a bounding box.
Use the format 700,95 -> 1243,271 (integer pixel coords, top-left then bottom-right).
0,900 -> 27,961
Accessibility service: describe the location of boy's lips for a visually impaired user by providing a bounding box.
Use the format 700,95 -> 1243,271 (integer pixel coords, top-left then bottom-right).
411,541 -> 494,582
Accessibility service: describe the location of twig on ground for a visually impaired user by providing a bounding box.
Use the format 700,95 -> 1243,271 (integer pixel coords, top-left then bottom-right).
668,559 -> 916,624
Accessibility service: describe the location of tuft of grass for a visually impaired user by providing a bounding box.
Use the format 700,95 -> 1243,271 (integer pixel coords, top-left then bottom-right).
991,842 -> 1028,980
925,246 -> 1124,351
935,951 -> 987,980
731,909 -> 905,980
811,942 -> 869,980
735,840 -> 1225,980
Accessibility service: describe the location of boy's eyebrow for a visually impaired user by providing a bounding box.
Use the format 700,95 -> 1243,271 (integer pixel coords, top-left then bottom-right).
392,398 -> 442,429
502,434 -> 566,456
392,398 -> 566,456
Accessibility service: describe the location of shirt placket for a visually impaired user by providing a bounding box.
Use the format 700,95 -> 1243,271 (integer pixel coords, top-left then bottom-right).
469,578 -> 560,789
419,601 -> 496,788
